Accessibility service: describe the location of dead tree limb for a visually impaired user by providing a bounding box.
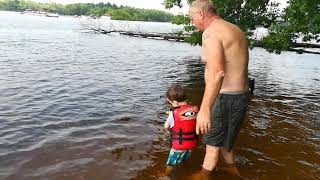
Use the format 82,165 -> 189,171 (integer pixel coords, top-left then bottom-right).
80,19 -> 320,54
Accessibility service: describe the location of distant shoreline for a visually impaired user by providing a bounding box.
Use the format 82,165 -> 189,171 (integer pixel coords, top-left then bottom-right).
0,0 -> 174,22
1,10 -> 177,24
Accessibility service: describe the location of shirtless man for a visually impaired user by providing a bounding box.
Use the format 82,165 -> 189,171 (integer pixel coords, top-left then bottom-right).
189,0 -> 249,176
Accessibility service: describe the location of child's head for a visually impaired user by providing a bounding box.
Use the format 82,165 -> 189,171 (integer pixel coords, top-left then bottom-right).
166,85 -> 187,103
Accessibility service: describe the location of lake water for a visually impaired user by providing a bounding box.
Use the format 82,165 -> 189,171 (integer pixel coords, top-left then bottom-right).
0,11 -> 319,180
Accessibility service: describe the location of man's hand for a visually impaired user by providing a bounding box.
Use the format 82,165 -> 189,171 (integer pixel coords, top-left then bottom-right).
196,109 -> 211,134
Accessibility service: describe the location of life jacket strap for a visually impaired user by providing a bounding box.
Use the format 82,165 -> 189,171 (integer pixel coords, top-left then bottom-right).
171,137 -> 198,141
170,131 -> 197,135
170,129 -> 197,145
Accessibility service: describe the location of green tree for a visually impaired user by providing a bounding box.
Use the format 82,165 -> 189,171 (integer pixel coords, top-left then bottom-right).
165,0 -> 320,54
261,0 -> 320,54
165,0 -> 280,45
109,6 -> 173,22
1,0 -> 20,10
64,3 -> 90,16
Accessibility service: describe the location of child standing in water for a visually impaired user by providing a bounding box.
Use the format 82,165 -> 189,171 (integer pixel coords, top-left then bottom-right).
163,85 -> 199,176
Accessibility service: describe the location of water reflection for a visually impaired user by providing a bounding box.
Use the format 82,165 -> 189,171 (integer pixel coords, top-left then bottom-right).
132,49 -> 320,180
0,11 -> 319,180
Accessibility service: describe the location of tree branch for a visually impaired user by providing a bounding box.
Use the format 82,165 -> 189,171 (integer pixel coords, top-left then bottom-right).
292,43 -> 320,49
288,48 -> 320,55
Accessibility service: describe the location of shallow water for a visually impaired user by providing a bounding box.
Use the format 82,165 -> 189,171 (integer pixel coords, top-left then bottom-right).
0,11 -> 319,180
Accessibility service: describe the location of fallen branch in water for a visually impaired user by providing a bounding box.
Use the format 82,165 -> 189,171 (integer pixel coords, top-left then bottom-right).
79,19 -> 187,41
80,20 -> 320,54
253,40 -> 320,55
288,48 -> 320,55
292,43 -> 320,49
119,32 -> 186,42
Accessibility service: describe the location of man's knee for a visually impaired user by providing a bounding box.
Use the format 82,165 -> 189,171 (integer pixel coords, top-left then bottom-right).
206,144 -> 220,154
221,147 -> 232,154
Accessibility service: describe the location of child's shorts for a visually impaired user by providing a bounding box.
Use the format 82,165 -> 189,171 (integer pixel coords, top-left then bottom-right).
166,148 -> 191,166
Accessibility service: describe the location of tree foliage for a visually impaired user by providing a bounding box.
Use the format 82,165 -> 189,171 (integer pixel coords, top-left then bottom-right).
261,0 -> 320,53
109,7 -> 173,22
165,0 -> 281,46
165,0 -> 320,54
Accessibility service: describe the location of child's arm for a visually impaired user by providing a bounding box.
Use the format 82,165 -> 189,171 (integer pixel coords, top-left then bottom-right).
164,111 -> 174,132
164,122 -> 170,132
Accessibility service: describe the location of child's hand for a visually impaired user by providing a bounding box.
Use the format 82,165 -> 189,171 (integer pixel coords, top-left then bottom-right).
164,122 -> 170,132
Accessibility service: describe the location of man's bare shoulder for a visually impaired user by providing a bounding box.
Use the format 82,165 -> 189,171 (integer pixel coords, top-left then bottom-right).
203,19 -> 246,43
213,19 -> 247,45
203,19 -> 231,40
202,27 -> 215,42
222,20 -> 245,36
202,23 -> 222,43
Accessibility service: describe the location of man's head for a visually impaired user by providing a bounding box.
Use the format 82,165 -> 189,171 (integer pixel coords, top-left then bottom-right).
189,0 -> 217,31
166,85 -> 187,105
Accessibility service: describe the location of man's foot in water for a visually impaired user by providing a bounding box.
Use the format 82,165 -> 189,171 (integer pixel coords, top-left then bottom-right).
188,168 -> 212,180
216,163 -> 240,176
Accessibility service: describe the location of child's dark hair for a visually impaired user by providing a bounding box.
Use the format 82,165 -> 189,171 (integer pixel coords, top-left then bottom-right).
166,85 -> 187,102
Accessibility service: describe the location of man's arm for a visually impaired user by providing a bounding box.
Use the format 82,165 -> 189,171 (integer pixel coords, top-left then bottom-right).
196,36 -> 225,135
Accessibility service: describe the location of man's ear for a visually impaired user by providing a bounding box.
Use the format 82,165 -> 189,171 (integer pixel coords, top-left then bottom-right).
200,11 -> 204,20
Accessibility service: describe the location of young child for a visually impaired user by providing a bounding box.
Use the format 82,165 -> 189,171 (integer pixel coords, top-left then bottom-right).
163,85 -> 199,175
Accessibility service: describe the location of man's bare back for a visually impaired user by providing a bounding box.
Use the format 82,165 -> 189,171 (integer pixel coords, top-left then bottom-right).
202,18 -> 249,93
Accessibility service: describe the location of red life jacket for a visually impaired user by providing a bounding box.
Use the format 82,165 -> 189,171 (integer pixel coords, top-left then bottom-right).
170,104 -> 198,150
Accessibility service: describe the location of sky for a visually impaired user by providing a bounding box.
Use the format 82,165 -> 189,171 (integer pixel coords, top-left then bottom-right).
33,0 -> 288,15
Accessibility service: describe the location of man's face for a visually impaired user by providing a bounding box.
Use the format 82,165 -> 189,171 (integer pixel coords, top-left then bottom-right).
189,8 -> 204,31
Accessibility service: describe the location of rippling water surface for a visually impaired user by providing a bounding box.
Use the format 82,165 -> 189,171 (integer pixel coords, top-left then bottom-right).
0,11 -> 319,180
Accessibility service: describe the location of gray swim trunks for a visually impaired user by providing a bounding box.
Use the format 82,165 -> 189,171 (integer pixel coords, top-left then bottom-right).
203,92 -> 249,151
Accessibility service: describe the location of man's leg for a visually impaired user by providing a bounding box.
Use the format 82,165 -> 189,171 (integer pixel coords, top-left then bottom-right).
220,147 -> 234,164
189,145 -> 220,180
202,144 -> 220,171
219,147 -> 240,176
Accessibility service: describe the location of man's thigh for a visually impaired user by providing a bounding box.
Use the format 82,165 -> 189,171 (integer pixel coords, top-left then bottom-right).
203,94 -> 225,147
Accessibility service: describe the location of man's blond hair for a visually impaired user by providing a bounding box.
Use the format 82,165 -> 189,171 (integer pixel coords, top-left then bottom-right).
190,0 -> 217,15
